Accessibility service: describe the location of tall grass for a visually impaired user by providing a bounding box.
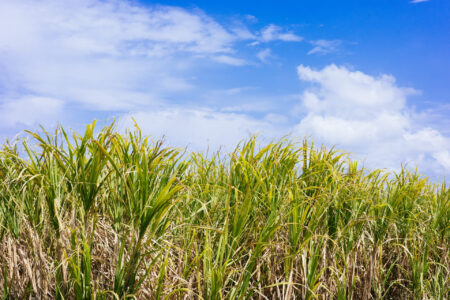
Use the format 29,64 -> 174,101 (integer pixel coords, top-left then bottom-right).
0,121 -> 448,299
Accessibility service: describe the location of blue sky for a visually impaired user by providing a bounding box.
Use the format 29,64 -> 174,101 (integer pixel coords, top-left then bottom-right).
0,0 -> 449,179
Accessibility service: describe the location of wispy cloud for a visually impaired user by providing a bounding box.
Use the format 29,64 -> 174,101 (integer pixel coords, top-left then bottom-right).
410,0 -> 430,3
307,39 -> 341,55
0,0 -> 235,115
0,0 -> 302,130
256,48 -> 273,63
248,25 -> 302,46
212,55 -> 249,66
259,24 -> 303,42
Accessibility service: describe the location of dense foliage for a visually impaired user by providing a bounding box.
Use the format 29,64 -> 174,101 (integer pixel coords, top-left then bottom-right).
0,121 -> 448,299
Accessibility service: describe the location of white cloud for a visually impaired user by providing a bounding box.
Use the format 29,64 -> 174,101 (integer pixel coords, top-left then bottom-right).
0,0 -> 302,132
245,15 -> 258,24
256,48 -> 273,63
212,55 -> 249,66
433,151 -> 450,170
0,0 -> 229,113
118,108 -> 279,150
0,96 -> 63,127
259,25 -> 303,42
0,1 -> 236,57
297,65 -> 416,112
295,64 -> 450,176
308,40 -> 341,55
410,0 -> 430,3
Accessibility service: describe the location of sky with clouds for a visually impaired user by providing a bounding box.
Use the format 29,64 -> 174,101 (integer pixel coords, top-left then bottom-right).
0,0 -> 449,179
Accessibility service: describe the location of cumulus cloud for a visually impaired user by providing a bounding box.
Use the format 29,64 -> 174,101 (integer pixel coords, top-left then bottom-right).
295,64 -> 450,176
307,40 -> 341,55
